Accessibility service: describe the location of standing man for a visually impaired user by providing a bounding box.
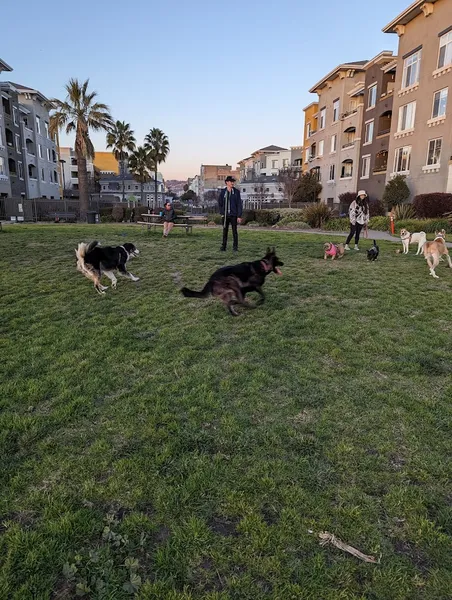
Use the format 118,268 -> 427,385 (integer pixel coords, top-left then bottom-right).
218,175 -> 242,252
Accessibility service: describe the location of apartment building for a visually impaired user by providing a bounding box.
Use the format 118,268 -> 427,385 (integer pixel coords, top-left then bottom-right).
357,52 -> 397,201
238,145 -> 302,207
93,151 -> 119,175
384,0 -> 452,196
302,102 -> 319,170
199,164 -> 240,201
307,62 -> 368,205
59,147 -> 95,195
0,59 -> 13,198
100,173 -> 166,206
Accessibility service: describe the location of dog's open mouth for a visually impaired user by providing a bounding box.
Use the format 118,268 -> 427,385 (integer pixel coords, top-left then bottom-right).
275,267 -> 282,275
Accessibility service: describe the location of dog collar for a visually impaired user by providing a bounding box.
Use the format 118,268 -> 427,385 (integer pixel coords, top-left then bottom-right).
401,233 -> 411,241
120,245 -> 129,256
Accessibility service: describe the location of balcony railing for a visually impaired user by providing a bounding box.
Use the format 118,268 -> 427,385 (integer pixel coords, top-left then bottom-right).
340,109 -> 358,120
342,142 -> 355,149
373,165 -> 387,173
308,130 -> 317,137
377,128 -> 391,136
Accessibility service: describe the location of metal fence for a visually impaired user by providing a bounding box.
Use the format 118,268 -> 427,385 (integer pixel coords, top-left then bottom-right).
0,197 -> 119,222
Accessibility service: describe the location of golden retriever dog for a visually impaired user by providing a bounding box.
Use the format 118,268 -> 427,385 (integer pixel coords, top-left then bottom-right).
423,230 -> 452,278
400,228 -> 426,255
323,242 -> 345,260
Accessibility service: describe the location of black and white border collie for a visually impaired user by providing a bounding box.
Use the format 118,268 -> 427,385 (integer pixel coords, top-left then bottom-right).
75,241 -> 140,294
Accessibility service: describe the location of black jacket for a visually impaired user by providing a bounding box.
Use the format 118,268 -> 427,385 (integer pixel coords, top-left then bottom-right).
218,187 -> 243,218
162,207 -> 176,222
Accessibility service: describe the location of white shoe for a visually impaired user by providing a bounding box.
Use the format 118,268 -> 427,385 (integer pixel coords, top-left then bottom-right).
354,245 -> 359,251
344,244 -> 350,250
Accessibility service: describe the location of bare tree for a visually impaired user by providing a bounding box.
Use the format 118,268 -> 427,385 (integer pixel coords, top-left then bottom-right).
278,167 -> 301,208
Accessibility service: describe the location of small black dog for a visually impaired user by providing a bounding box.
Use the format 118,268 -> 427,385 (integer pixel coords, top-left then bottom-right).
181,247 -> 283,316
75,241 -> 140,294
367,240 -> 379,261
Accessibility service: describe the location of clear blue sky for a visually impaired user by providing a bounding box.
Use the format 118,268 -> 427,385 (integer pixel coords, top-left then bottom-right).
2,0 -> 407,180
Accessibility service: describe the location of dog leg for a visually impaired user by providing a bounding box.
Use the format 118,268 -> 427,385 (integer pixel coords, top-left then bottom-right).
446,252 -> 452,268
118,265 -> 140,282
103,270 -> 118,289
324,253 -> 327,260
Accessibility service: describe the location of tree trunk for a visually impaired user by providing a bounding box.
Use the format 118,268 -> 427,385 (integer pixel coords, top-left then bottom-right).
141,182 -> 144,207
155,165 -> 158,210
121,158 -> 125,204
77,153 -> 89,221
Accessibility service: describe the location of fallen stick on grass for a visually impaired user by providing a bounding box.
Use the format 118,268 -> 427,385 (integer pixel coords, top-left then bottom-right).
319,532 -> 379,563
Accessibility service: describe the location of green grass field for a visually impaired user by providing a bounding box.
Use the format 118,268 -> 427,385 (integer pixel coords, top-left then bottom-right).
1,224 -> 451,600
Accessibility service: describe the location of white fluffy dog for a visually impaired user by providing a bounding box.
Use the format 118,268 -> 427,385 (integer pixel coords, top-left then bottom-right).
400,228 -> 427,255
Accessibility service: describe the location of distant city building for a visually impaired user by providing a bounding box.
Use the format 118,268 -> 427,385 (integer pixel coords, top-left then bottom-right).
200,164 -> 240,202
99,173 -> 167,207
59,147 -> 95,196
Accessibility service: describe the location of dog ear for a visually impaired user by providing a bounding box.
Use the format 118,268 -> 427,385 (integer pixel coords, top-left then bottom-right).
272,246 -> 276,254
266,246 -> 271,255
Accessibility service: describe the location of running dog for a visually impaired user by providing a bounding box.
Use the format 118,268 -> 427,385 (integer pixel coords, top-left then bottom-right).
75,241 -> 140,294
181,247 -> 283,316
423,230 -> 452,279
323,242 -> 345,260
400,228 -> 426,255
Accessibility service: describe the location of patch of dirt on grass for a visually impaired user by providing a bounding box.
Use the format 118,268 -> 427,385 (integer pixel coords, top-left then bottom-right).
393,538 -> 431,574
208,515 -> 240,537
292,409 -> 316,425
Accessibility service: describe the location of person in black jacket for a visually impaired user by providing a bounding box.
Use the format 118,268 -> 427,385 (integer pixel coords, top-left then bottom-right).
162,201 -> 176,237
218,176 -> 242,252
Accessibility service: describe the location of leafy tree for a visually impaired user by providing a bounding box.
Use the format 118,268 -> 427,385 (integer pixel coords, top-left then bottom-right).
106,121 -> 136,203
293,172 -> 322,203
128,147 -> 154,206
383,175 -> 410,209
144,128 -> 170,209
50,79 -> 113,220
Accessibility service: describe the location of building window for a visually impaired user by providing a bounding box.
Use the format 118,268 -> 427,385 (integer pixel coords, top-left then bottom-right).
318,140 -> 324,157
398,101 -> 416,131
310,142 -> 316,159
54,170 -> 58,184
394,146 -> 411,173
427,138 -> 442,166
306,122 -> 311,137
36,116 -> 41,135
47,148 -> 51,161
282,158 -> 289,168
341,159 -> 353,178
0,156 -> 6,177
402,50 -> 421,89
13,106 -> 18,126
272,160 -> 277,168
331,134 -> 337,153
8,158 -> 16,175
38,144 -> 43,158
41,168 -> 45,181
364,120 -> 374,144
333,99 -> 340,122
15,134 -> 21,153
329,164 -> 335,181
18,161 -> 24,179
361,155 -> 371,179
368,84 -> 377,108
438,31 -> 452,69
49,170 -> 53,183
45,121 -> 49,138
0,127 -> 3,148
319,107 -> 326,129
432,88 -> 448,118
305,149 -> 309,163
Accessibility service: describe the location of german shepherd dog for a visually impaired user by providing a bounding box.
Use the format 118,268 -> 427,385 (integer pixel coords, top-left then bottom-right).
75,241 -> 140,294
181,247 -> 283,316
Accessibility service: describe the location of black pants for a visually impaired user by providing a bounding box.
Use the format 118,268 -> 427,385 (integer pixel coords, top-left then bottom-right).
345,222 -> 363,245
222,216 -> 238,249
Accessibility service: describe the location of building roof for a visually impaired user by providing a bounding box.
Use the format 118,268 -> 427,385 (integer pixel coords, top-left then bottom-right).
363,51 -> 395,69
383,0 -> 439,33
309,61 -> 368,93
303,101 -> 319,112
100,173 -> 157,183
0,59 -> 13,72
8,82 -> 50,103
256,145 -> 288,152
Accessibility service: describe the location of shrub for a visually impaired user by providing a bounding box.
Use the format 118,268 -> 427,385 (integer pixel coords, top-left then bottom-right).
279,220 -> 311,229
368,198 -> 386,217
112,205 -> 125,222
133,206 -> 147,222
413,193 -> 452,218
323,218 -> 350,231
393,203 -> 416,220
278,215 -> 310,227
301,203 -> 333,228
210,213 -> 224,225
99,207 -> 114,223
241,209 -> 256,225
255,210 -> 280,226
274,209 -> 306,222
383,175 -> 410,208
338,192 -> 356,211
369,216 -> 390,231
395,218 -> 451,234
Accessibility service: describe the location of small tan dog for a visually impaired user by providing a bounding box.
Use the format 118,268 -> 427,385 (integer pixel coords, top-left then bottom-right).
400,228 -> 426,255
324,242 -> 345,260
423,230 -> 452,278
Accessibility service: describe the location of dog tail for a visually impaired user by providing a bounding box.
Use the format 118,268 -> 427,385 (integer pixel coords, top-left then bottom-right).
181,282 -> 212,299
75,242 -> 99,283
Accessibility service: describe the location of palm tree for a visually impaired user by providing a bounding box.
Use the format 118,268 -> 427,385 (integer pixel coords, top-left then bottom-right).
106,121 -> 136,204
50,79 -> 113,221
144,128 -> 170,209
128,147 -> 154,207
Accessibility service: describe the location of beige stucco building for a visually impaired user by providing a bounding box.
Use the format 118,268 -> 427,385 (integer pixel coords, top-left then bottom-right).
306,62 -> 368,206
384,0 -> 452,196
